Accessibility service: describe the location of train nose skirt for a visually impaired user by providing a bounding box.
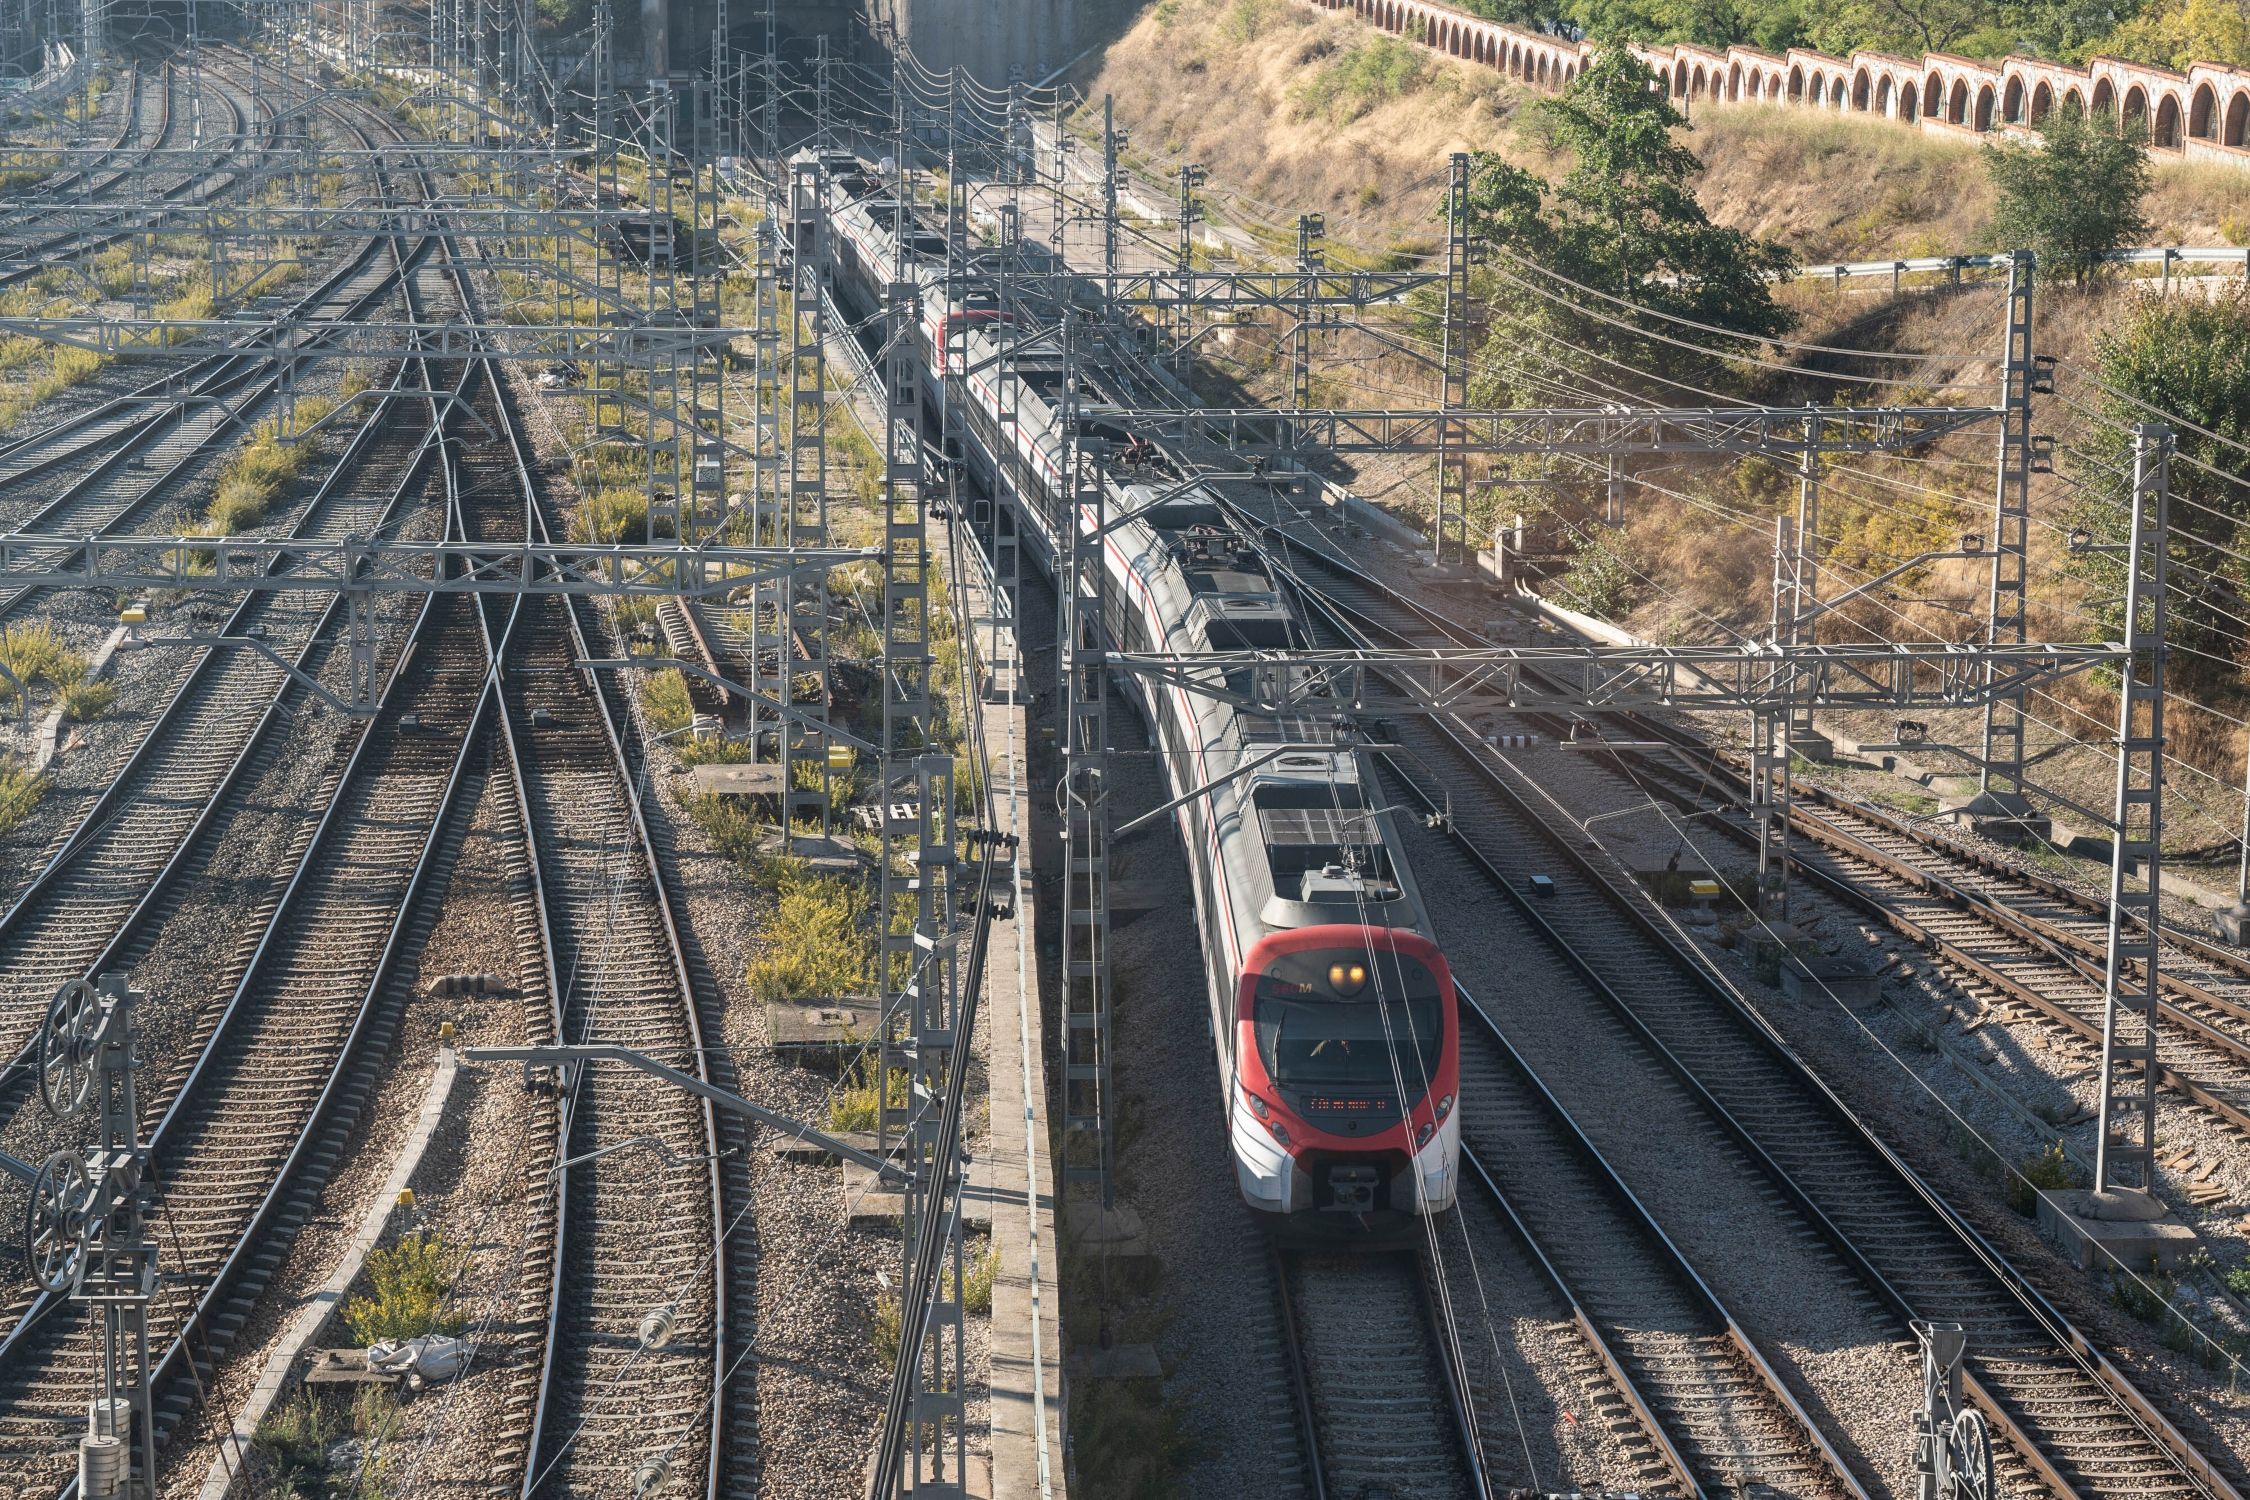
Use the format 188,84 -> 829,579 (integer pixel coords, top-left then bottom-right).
1322,1164 -> 1379,1214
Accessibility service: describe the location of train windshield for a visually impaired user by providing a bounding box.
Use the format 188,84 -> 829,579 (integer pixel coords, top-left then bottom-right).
1252,947 -> 1444,1102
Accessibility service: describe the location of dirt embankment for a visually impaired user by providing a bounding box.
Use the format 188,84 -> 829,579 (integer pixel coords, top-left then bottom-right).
1074,0 -> 2250,263
1070,0 -> 2250,829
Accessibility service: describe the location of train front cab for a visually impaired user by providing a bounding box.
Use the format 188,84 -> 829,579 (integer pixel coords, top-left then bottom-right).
1230,925 -> 1459,1235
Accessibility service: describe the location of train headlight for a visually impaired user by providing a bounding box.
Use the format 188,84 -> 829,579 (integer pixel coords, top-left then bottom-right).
1416,1120 -> 1434,1147
1327,962 -> 1368,996
1435,1093 -> 1454,1121
1247,1091 -> 1269,1120
1269,1121 -> 1291,1148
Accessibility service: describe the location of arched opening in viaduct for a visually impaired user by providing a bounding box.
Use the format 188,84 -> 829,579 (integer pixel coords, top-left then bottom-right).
2031,81 -> 2052,122
1975,83 -> 1994,130
2003,77 -> 2023,123
2191,82 -> 2218,138
1923,73 -> 1944,117
2122,84 -> 2148,135
2154,91 -> 2181,146
1874,75 -> 1892,115
2229,91 -> 2250,146
1853,68 -> 1871,110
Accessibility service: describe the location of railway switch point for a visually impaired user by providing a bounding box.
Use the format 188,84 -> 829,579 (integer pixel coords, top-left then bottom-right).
2035,1186 -> 2198,1271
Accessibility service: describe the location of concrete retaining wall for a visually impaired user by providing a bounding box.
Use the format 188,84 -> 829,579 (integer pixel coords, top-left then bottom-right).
864,0 -> 1080,87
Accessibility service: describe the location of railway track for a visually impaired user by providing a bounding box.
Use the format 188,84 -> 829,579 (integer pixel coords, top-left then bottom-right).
0,80 -> 537,1496
441,229 -> 730,1494
0,266 -> 413,632
1250,516 -> 2250,1500
1656,760 -> 2250,1147
0,61 -> 276,287
0,115 -> 451,1101
0,311 -> 447,1160
1272,1246 -> 1484,1499
0,61 -> 151,212
1451,984 -> 1863,1500
0,574 -> 493,1488
1266,492 -> 2250,1172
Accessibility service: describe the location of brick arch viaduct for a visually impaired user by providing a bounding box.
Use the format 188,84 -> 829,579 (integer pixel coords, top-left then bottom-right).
1301,0 -> 2250,166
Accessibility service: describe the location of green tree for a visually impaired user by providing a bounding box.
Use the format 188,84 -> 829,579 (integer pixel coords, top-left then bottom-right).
1985,107 -> 2151,287
1460,48 -> 1797,408
2065,288 -> 2250,692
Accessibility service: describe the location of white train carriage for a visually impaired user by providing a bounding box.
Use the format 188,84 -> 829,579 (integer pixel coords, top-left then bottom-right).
819,162 -> 1459,1227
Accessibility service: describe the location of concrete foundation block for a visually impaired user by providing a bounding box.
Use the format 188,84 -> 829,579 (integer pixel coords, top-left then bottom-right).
1065,1200 -> 1151,1261
1781,955 -> 1882,1005
2036,1187 -> 2199,1271
1945,790 -> 2053,843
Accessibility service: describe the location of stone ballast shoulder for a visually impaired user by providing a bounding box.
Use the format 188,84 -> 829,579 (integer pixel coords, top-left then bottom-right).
1297,0 -> 2250,167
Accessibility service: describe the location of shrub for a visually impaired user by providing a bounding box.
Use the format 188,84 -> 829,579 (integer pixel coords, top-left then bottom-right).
341,1231 -> 465,1347
1553,537 -> 1641,619
2109,1264 -> 2175,1323
253,1390 -> 332,1478
959,1242 -> 998,1316
1292,35 -> 1426,124
0,623 -> 84,695
1985,108 -> 2150,286
0,758 -> 45,838
825,1051 -> 911,1134
570,485 -> 649,545
870,1289 -> 902,1368
744,867 -> 871,1004
203,412 -> 327,537
2006,1140 -> 2082,1216
60,678 -> 113,722
1220,0 -> 1272,42
643,668 -> 694,733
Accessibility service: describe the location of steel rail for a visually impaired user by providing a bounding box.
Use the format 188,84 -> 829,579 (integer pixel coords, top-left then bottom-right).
1267,1245 -> 1487,1499
1450,983 -> 1859,1500
441,202 -> 732,1499
0,347 -> 452,1142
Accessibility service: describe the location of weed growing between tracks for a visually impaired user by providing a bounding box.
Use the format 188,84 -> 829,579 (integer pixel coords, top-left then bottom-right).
60,677 -> 113,721
642,667 -> 694,732
2006,1140 -> 2086,1216
745,864 -> 873,1006
201,398 -> 340,535
0,755 -> 44,836
342,1230 -> 469,1345
868,1243 -> 1001,1366
253,1384 -> 402,1500
0,621 -> 83,698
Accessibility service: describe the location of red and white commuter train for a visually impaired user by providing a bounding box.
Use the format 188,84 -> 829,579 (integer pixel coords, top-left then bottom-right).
813,154 -> 1460,1229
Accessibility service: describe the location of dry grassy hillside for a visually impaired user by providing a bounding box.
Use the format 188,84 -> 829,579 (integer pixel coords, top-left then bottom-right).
1070,0 -> 2250,835
1076,0 -> 2250,262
